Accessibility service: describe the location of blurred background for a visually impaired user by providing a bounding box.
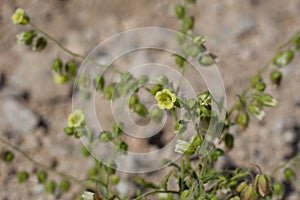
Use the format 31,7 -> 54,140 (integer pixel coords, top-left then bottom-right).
1,0 -> 300,199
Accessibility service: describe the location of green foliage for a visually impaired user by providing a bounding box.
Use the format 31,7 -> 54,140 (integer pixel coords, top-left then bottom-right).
7,2 -> 300,200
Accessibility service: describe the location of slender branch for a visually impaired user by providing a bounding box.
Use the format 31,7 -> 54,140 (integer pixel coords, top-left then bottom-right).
0,137 -> 87,187
271,154 -> 300,176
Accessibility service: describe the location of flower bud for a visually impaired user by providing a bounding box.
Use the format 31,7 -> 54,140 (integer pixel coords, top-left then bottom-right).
255,174 -> 271,197
17,171 -> 29,183
32,37 -> 47,51
255,81 -> 266,92
284,168 -> 296,181
175,54 -> 185,68
36,170 -> 47,183
59,179 -> 71,192
256,93 -> 277,107
2,150 -> 14,163
174,5 -> 185,19
182,16 -> 194,31
250,75 -> 262,88
16,30 -> 37,45
134,103 -> 148,116
249,103 -> 265,120
236,181 -> 247,193
64,126 -> 74,136
273,50 -> 294,67
199,54 -> 216,66
111,174 -> 119,185
52,58 -> 63,74
223,133 -> 234,150
270,69 -> 282,86
12,8 -> 30,25
45,180 -> 57,194
243,184 -> 258,200
151,84 -> 162,96
65,60 -> 77,76
94,74 -> 105,91
235,111 -> 249,128
150,107 -> 164,123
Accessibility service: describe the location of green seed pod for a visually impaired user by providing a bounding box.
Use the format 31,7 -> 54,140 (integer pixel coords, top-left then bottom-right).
249,103 -> 265,120
59,179 -> 71,192
134,103 -> 148,116
273,49 -> 294,67
284,168 -> 296,181
174,5 -> 185,19
255,174 -> 270,197
52,58 -> 63,74
32,37 -> 47,51
36,170 -> 47,183
110,174 -> 119,185
236,181 -> 247,193
16,30 -> 37,45
45,180 -> 57,194
2,150 -> 14,163
151,84 -> 163,96
243,184 -> 258,200
182,16 -> 194,31
65,61 -> 77,76
270,69 -> 282,86
64,126 -> 74,136
235,111 -> 249,128
17,171 -> 29,183
99,131 -> 113,142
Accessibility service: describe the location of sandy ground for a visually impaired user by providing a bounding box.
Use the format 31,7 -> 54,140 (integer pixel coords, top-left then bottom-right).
0,0 -> 300,199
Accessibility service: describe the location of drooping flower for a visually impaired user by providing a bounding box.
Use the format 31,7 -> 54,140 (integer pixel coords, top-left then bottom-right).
68,109 -> 85,128
12,8 -> 30,25
155,88 -> 176,110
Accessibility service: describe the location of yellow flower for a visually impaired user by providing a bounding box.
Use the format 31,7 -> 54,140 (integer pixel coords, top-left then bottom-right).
53,74 -> 69,84
155,88 -> 176,110
12,8 -> 30,25
68,109 -> 85,128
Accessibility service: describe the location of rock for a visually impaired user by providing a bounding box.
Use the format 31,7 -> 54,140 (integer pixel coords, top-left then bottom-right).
0,98 -> 38,133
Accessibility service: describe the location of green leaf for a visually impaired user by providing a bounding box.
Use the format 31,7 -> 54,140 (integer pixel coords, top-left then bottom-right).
224,133 -> 234,150
182,16 -> 194,31
270,69 -> 282,86
36,170 -> 47,183
162,171 -> 172,190
45,180 -> 57,194
199,54 -> 217,66
65,60 -> 77,76
59,179 -> 71,193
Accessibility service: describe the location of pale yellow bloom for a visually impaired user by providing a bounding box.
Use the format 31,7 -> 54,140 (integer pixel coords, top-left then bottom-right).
155,89 -> 176,110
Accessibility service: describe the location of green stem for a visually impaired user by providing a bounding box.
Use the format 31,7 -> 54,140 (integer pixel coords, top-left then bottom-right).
30,22 -> 84,59
271,154 -> 300,176
0,137 -> 87,187
133,190 -> 179,200
30,22 -> 123,75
